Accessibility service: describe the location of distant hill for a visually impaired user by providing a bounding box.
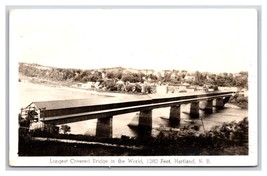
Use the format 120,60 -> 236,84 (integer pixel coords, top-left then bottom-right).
18,62 -> 160,83
19,62 -> 248,88
19,62 -> 156,75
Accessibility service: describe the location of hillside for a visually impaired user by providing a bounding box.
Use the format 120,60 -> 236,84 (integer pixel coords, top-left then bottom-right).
19,62 -> 155,83
19,62 -> 248,89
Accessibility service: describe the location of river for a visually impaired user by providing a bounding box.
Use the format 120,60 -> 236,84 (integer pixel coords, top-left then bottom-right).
19,82 -> 248,138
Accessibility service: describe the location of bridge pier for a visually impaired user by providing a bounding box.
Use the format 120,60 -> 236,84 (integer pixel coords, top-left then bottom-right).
96,116 -> 113,138
215,97 -> 224,109
204,99 -> 213,113
223,96 -> 231,104
169,105 -> 181,126
138,109 -> 152,137
190,101 -> 199,118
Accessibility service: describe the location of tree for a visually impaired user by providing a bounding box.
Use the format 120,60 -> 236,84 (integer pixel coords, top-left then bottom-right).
193,71 -> 201,85
116,71 -> 123,80
60,125 -> 71,134
122,73 -> 141,83
163,71 -> 171,82
106,71 -> 115,79
234,77 -> 247,88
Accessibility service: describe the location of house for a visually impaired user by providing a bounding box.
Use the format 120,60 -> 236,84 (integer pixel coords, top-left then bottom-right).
171,73 -> 177,79
184,75 -> 195,82
76,82 -> 95,89
177,83 -> 190,90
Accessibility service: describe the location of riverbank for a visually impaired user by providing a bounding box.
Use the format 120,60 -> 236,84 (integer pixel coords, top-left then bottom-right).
18,133 -> 248,156
229,94 -> 248,109
19,117 -> 248,156
19,74 -> 145,98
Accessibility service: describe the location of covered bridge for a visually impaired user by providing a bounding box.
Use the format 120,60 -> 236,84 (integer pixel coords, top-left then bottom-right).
22,95 -> 152,125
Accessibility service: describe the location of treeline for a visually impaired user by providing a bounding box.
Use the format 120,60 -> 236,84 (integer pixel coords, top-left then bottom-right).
191,71 -> 248,88
19,63 -> 145,83
19,63 -> 248,88
229,94 -> 248,109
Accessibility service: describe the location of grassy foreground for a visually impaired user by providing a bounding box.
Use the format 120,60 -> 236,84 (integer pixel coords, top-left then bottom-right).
18,118 -> 248,156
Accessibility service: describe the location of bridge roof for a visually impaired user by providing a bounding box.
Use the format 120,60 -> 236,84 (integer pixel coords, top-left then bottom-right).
27,91 -> 234,111
29,95 -> 153,111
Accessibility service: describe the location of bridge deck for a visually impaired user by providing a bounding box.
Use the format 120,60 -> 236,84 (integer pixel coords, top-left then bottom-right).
40,91 -> 234,125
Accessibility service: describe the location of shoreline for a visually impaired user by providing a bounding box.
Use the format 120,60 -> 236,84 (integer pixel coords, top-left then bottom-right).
19,116 -> 249,156
19,79 -> 133,98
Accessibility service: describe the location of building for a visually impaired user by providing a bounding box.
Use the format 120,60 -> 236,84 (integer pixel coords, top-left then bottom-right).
184,75 -> 195,82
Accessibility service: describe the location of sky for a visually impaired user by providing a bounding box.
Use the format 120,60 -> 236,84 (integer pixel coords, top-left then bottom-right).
10,8 -> 257,73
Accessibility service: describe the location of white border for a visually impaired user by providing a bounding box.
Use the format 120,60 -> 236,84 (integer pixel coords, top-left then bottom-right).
8,4 -> 259,167
1,0 -> 266,175
10,156 -> 257,167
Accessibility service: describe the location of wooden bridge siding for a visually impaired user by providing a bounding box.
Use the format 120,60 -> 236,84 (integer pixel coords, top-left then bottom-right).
44,92 -> 232,117
42,99 -> 153,118
43,92 -> 234,125
41,91 -> 233,118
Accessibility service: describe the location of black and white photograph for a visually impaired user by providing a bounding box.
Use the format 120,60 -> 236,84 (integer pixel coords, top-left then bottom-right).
8,7 -> 258,167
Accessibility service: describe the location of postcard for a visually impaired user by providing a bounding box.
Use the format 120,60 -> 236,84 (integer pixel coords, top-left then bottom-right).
9,7 -> 258,167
